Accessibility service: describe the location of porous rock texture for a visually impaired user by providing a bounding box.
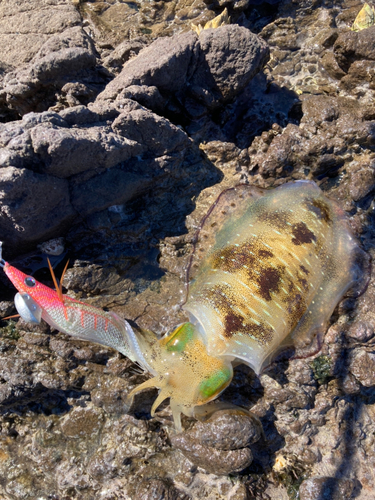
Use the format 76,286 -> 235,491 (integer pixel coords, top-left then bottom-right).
1,1 -> 375,499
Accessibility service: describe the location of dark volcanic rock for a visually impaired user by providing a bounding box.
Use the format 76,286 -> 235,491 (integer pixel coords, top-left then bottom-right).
98,31 -> 198,102
0,25 -> 268,253
102,39 -> 149,75
112,107 -> 190,156
98,25 -> 269,112
189,25 -> 270,109
172,440 -> 253,475
172,409 -> 262,450
0,166 -> 74,247
60,406 -> 104,438
0,26 -> 100,117
249,95 -> 375,189
0,98 -> 192,249
349,350 -> 375,387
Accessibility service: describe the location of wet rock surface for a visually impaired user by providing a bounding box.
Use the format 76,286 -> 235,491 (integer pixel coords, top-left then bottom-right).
170,409 -> 262,474
1,1 -> 375,499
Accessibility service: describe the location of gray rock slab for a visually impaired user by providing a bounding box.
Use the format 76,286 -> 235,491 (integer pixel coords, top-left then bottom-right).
0,166 -> 75,247
0,26 -> 98,116
98,31 -> 199,101
30,122 -> 144,178
112,108 -> 190,157
0,0 -> 81,68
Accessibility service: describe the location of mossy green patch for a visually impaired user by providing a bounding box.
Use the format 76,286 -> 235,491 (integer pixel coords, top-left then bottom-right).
310,355 -> 332,385
0,320 -> 20,341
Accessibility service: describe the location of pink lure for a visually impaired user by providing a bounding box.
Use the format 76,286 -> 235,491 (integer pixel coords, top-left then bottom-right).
0,243 -> 150,372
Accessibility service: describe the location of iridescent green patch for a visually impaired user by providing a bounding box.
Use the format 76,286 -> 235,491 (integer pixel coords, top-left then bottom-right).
166,322 -> 195,352
199,366 -> 232,399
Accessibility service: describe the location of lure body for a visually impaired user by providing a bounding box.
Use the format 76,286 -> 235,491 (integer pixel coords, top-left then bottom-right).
0,181 -> 362,431
0,257 -> 152,373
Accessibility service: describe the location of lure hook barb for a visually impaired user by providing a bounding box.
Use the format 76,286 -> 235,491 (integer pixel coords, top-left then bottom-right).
0,241 -> 6,268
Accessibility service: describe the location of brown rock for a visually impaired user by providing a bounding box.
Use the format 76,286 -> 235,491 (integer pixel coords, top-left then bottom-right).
341,60 -> 375,91
135,478 -> 190,500
348,163 -> 375,202
171,409 -> 261,474
299,476 -> 354,500
349,349 -> 375,387
173,409 -> 262,450
61,406 -> 104,438
334,25 -> 375,73
320,52 -> 346,80
173,441 -> 253,475
260,17 -> 300,50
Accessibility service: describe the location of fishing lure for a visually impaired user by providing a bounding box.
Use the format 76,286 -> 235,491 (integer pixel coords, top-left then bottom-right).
0,181 -> 362,431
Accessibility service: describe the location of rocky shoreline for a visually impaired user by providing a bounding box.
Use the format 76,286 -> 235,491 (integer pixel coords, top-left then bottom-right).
1,1 -> 375,499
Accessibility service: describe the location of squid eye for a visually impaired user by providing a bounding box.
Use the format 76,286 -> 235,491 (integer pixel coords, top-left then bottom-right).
24,277 -> 36,287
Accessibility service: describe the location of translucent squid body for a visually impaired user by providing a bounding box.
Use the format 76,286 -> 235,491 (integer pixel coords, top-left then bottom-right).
0,181 -> 362,431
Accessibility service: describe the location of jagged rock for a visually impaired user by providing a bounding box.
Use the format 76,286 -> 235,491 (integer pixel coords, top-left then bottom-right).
0,96 -> 192,249
98,31 -> 198,102
0,25 -> 267,252
249,95 -> 375,184
190,25 -> 269,108
0,26 -> 99,116
334,26 -> 375,73
98,25 -> 269,111
333,25 -> 375,90
0,166 -> 74,247
112,107 -> 190,156
102,38 -> 149,75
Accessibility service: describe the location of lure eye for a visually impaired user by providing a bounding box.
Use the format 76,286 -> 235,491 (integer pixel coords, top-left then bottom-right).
24,277 -> 36,287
